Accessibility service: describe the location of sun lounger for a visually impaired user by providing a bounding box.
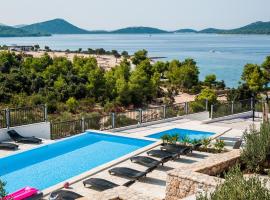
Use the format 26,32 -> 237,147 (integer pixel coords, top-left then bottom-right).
7,130 -> 42,144
147,149 -> 178,159
83,178 -> 135,191
161,145 -> 193,155
109,167 -> 152,180
0,142 -> 18,150
130,156 -> 170,167
49,190 -> 83,200
233,140 -> 242,149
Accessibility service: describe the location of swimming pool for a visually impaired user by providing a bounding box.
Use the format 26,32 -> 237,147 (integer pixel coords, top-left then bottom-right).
0,132 -> 153,193
147,128 -> 214,141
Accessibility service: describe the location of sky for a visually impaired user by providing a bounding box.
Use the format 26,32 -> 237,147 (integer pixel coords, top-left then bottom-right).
1,0 -> 270,31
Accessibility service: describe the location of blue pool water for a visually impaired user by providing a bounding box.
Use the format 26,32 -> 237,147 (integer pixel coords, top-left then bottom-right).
0,132 -> 153,193
147,128 -> 214,141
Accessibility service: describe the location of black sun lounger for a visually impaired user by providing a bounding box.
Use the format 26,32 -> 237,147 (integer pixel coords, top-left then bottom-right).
7,130 -> 42,144
49,190 -> 83,200
161,145 -> 193,155
0,142 -> 18,150
130,156 -> 170,167
83,178 -> 135,191
147,149 -> 178,159
109,167 -> 153,180
25,191 -> 43,200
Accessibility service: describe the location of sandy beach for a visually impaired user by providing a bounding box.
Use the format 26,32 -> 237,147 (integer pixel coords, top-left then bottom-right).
9,50 -> 124,70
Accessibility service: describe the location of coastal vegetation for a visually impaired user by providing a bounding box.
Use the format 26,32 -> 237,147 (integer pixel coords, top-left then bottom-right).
197,165 -> 270,200
0,47 -> 269,121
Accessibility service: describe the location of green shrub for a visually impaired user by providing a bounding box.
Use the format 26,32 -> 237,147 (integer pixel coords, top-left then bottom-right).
170,134 -> 179,144
182,135 -> 192,145
190,100 -> 206,113
202,138 -> 211,149
0,180 -> 6,198
214,139 -> 225,153
196,165 -> 270,200
66,97 -> 79,113
161,134 -> 171,145
241,122 -> 270,173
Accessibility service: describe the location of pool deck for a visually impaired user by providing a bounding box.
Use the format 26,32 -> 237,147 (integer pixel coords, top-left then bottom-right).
0,139 -> 54,158
0,116 -> 261,199
65,146 -> 215,199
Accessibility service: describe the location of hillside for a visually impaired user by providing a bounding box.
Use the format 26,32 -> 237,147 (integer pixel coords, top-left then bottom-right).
174,29 -> 197,33
21,18 -> 90,34
112,27 -> 168,34
0,25 -> 50,37
222,21 -> 270,34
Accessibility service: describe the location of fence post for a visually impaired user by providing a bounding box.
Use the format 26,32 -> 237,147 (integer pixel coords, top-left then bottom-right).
139,109 -> 143,124
111,113 -> 115,129
44,104 -> 48,122
231,101 -> 234,114
5,108 -> 10,129
210,105 -> 213,119
82,117 -> 85,132
205,99 -> 208,111
163,105 -> 166,119
185,102 -> 188,115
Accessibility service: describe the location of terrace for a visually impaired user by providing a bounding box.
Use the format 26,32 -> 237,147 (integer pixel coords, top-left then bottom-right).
0,98 -> 266,199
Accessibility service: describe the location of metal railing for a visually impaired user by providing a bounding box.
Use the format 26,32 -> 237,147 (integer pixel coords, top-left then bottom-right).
51,119 -> 83,139
0,105 -> 47,129
49,100 -> 208,139
165,103 -> 186,118
0,110 -> 6,129
141,106 -> 164,123
114,110 -> 139,128
211,99 -> 252,119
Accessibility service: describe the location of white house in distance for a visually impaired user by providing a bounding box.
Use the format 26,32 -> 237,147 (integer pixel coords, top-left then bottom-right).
7,45 -> 33,51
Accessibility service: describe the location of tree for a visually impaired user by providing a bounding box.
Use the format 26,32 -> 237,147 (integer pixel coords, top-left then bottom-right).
44,46 -> 51,52
121,51 -> 129,58
204,74 -> 216,88
131,49 -> 148,65
34,44 -> 40,51
196,88 -> 217,105
166,59 -> 199,91
262,56 -> 270,83
129,67 -> 153,106
241,63 -> 266,94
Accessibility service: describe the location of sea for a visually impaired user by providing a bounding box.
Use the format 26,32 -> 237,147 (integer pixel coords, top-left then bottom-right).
1,33 -> 270,88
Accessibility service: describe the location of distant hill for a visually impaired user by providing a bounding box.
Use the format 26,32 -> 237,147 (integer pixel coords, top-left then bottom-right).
21,18 -> 90,34
2,19 -> 270,37
174,29 -> 197,33
0,25 -> 50,37
112,27 -> 168,34
199,28 -> 223,34
197,21 -> 270,34
221,21 -> 270,34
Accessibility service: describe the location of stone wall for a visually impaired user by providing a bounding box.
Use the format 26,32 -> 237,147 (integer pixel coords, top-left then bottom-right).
165,150 -> 240,200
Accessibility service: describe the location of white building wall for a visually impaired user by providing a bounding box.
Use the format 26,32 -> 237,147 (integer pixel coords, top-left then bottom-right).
0,122 -> 51,141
